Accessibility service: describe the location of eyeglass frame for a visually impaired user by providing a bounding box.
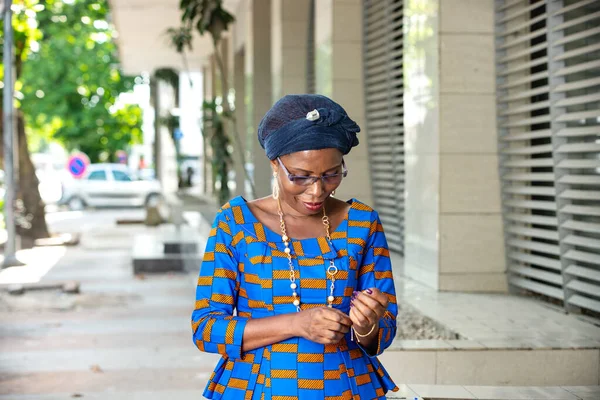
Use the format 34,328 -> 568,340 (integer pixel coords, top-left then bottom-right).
276,157 -> 348,186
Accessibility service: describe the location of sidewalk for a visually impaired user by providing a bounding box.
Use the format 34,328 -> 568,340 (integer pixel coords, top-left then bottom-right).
0,208 -> 220,399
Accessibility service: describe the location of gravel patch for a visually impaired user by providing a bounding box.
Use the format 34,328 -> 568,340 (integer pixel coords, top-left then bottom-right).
396,302 -> 460,340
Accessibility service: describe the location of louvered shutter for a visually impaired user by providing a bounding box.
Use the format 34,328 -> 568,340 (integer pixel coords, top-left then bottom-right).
363,0 -> 404,254
495,0 -> 600,315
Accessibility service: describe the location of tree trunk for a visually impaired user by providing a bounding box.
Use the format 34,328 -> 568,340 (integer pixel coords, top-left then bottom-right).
15,112 -> 50,242
0,28 -> 50,248
0,114 -> 50,248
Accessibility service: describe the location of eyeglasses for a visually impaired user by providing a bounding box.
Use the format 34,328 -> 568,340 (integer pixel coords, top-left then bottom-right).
277,157 -> 348,187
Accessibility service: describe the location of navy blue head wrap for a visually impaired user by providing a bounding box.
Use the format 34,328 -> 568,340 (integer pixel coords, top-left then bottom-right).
258,94 -> 360,160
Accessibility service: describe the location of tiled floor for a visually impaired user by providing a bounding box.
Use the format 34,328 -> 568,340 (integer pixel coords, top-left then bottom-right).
390,256 -> 600,351
386,385 -> 600,400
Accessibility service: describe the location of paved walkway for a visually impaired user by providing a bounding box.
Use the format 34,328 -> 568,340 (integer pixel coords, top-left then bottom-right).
392,384 -> 600,399
0,209 -> 220,398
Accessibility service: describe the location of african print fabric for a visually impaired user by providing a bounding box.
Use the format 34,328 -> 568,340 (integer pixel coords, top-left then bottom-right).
192,196 -> 398,399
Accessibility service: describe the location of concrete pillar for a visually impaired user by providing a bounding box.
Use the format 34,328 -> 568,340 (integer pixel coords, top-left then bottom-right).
151,80 -> 161,181
233,48 -> 247,197
271,0 -> 310,99
314,0 -> 372,205
403,0 -> 506,292
156,79 -> 178,194
219,37 -> 239,202
245,0 -> 273,198
202,57 -> 216,196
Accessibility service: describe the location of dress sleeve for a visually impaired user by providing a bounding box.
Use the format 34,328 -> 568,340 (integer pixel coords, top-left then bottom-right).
191,207 -> 248,360
356,211 -> 398,357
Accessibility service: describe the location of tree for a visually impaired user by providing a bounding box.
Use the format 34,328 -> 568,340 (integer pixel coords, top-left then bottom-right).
19,0 -> 142,162
1,0 -> 50,241
1,0 -> 143,241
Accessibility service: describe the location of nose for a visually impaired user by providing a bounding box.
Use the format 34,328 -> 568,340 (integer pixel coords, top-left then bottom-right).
306,177 -> 325,198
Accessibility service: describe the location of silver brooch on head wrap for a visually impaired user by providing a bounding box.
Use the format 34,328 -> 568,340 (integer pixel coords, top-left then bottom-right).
306,109 -> 320,121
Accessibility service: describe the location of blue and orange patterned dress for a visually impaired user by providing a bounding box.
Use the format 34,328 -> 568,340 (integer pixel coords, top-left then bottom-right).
192,196 -> 398,399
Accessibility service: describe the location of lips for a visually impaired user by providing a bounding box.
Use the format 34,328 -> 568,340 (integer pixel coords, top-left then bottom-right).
303,201 -> 324,212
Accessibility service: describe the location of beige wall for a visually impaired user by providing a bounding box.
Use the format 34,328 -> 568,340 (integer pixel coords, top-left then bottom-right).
271,0 -> 310,98
404,0 -> 506,292
315,0 -> 373,206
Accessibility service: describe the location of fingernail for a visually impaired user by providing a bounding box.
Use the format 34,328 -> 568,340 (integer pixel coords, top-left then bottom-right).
353,291 -> 359,297
350,303 -> 354,308
366,289 -> 373,295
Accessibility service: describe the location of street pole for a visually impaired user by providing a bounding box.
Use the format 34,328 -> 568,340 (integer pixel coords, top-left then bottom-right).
2,0 -> 23,268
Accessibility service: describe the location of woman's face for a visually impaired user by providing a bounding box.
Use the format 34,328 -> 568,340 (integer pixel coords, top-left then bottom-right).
272,148 -> 345,216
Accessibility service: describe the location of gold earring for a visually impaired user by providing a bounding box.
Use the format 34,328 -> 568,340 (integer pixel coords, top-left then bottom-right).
272,171 -> 279,200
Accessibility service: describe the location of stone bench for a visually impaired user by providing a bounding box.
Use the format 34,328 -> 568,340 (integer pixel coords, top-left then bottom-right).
132,224 -> 204,274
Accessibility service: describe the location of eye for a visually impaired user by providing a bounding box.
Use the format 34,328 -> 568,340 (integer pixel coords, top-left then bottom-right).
290,176 -> 313,186
323,174 -> 343,184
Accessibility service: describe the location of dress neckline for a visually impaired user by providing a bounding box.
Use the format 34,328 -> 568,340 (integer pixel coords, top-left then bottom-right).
237,196 -> 354,243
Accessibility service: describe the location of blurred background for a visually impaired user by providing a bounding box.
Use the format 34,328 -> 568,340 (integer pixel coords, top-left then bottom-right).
0,0 -> 599,399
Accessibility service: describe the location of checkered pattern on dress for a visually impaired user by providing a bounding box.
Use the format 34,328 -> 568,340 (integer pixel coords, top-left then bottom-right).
192,196 -> 398,399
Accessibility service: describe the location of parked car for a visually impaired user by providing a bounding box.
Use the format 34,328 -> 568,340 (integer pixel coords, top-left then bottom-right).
60,163 -> 162,210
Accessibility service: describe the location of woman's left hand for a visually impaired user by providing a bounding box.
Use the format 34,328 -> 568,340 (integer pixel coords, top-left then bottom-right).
349,287 -> 389,335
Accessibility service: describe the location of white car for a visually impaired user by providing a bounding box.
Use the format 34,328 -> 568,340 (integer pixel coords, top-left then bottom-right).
61,163 -> 163,210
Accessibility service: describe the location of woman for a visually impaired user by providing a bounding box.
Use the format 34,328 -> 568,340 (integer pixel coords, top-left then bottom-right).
192,94 -> 399,399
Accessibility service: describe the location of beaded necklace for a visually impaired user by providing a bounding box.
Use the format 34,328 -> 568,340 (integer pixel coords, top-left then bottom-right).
277,198 -> 338,312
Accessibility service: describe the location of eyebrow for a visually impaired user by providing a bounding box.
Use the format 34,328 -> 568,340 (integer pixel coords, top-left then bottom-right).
288,163 -> 342,175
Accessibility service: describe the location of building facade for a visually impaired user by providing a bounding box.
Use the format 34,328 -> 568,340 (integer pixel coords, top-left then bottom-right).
193,0 -> 599,316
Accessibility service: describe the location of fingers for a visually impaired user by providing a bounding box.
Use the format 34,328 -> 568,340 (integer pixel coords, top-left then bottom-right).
320,307 -> 352,327
315,330 -> 344,344
353,291 -> 384,316
349,306 -> 365,328
312,308 -> 354,344
351,293 -> 383,326
361,287 -> 389,309
349,299 -> 375,328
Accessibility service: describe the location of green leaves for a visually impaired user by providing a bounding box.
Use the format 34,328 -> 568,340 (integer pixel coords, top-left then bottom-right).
14,0 -> 143,162
165,26 -> 193,53
179,0 -> 235,43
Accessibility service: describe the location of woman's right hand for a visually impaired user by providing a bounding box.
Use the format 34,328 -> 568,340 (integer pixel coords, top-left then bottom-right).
293,307 -> 352,344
